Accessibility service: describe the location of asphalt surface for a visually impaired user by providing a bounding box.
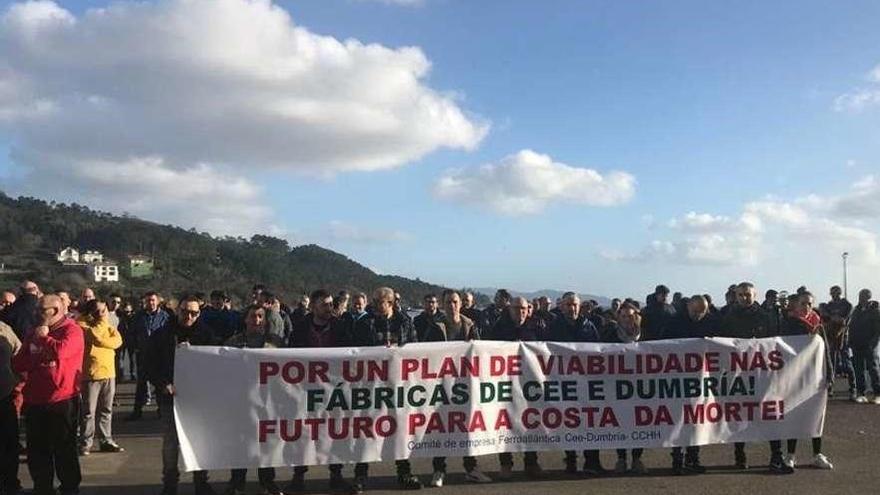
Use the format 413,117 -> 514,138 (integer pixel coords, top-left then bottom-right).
22,378 -> 880,495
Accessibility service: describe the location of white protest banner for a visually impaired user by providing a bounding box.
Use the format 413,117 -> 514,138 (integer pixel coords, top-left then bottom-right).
174,336 -> 826,471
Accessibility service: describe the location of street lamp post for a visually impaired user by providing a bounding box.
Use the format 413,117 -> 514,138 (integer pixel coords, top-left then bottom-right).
842,252 -> 849,300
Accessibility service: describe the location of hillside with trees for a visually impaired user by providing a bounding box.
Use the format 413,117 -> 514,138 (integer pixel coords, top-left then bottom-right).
0,192 -> 452,306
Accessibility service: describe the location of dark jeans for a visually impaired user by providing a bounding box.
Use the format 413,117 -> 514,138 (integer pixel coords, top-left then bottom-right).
0,395 -> 20,493
294,463 -> 369,478
498,452 -> 538,468
831,348 -> 856,393
432,456 -> 477,473
25,397 -> 81,494
852,348 -> 880,395
671,446 -> 700,463
616,449 -> 643,460
787,438 -> 822,456
134,351 -> 153,410
769,440 -> 784,462
160,400 -> 209,488
230,467 -> 275,489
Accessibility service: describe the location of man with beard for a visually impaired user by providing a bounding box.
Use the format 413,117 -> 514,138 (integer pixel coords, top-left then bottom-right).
413,294 -> 444,342
483,290 -> 511,330
424,290 -> 492,487
286,289 -> 355,495
546,293 -> 602,476
488,297 -> 545,480
146,295 -> 217,495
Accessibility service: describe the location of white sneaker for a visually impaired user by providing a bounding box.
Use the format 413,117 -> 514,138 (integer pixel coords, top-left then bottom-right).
614,458 -> 627,474
783,454 -> 796,469
855,395 -> 868,404
464,468 -> 492,483
872,396 -> 880,405
430,471 -> 445,488
813,453 -> 833,470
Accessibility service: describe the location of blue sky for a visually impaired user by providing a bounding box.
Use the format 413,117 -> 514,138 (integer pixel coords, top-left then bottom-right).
2,0 -> 880,300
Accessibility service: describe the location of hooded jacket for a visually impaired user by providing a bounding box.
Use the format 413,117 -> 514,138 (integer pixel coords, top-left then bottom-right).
78,316 -> 123,380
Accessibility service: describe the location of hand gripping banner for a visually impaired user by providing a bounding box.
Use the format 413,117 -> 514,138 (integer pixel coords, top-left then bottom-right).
174,336 -> 827,471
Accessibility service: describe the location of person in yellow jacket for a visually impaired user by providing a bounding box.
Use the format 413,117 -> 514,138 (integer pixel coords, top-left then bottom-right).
77,298 -> 124,455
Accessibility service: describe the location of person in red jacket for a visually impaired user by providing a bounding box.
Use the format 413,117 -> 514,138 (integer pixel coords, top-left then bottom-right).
12,294 -> 84,495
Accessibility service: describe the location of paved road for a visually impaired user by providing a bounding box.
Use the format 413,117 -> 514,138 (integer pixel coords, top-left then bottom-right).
28,381 -> 880,495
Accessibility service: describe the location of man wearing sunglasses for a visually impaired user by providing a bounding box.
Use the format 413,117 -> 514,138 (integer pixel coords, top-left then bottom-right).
145,295 -> 217,495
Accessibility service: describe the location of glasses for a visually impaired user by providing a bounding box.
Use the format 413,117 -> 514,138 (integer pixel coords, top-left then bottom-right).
180,309 -> 200,318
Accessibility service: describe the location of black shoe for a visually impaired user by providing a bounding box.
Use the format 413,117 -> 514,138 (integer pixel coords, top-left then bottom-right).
672,461 -> 684,475
524,463 -> 546,479
99,441 -> 125,453
285,474 -> 305,493
262,480 -> 284,495
684,459 -> 707,474
564,461 -> 578,475
330,474 -> 353,493
195,483 -> 217,495
769,459 -> 795,475
159,485 -> 178,495
735,454 -> 748,470
125,410 -> 143,421
396,475 -> 422,490
352,477 -> 366,495
582,462 -> 607,476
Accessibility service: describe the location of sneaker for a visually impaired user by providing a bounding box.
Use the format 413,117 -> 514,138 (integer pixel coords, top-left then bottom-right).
497,465 -> 513,481
872,396 -> 880,405
855,395 -> 868,404
397,475 -> 422,490
524,463 -> 546,479
464,468 -> 492,483
99,441 -> 125,453
429,471 -> 445,488
630,458 -> 647,475
261,480 -> 285,495
813,453 -> 834,470
849,392 -> 858,401
79,446 -> 90,456
684,459 -> 707,474
614,458 -> 627,474
769,459 -> 795,475
352,477 -> 366,495
782,454 -> 796,469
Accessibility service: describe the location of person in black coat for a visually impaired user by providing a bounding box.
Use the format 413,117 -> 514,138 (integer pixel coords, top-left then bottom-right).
145,295 -> 217,495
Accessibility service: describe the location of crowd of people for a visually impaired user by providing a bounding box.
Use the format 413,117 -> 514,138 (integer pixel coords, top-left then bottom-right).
0,279 -> 878,495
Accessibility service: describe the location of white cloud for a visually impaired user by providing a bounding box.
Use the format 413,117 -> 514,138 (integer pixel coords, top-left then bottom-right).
433,149 -> 636,214
0,0 -> 487,234
606,179 -> 880,267
834,64 -> 880,112
326,220 -> 412,244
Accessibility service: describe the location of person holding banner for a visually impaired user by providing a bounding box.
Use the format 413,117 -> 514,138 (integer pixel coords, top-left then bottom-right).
603,302 -> 648,475
222,305 -> 285,495
780,291 -> 834,471
718,282 -> 774,472
666,295 -> 717,475
487,296 -> 547,480
285,289 -> 358,495
145,295 -> 218,495
421,289 -> 492,487
546,293 -> 604,476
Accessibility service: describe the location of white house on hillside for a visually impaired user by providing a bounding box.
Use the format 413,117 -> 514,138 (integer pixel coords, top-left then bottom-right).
87,261 -> 118,283
57,247 -> 80,264
81,250 -> 104,264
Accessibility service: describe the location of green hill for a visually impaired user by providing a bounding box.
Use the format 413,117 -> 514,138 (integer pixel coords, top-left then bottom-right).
0,192 -> 448,306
